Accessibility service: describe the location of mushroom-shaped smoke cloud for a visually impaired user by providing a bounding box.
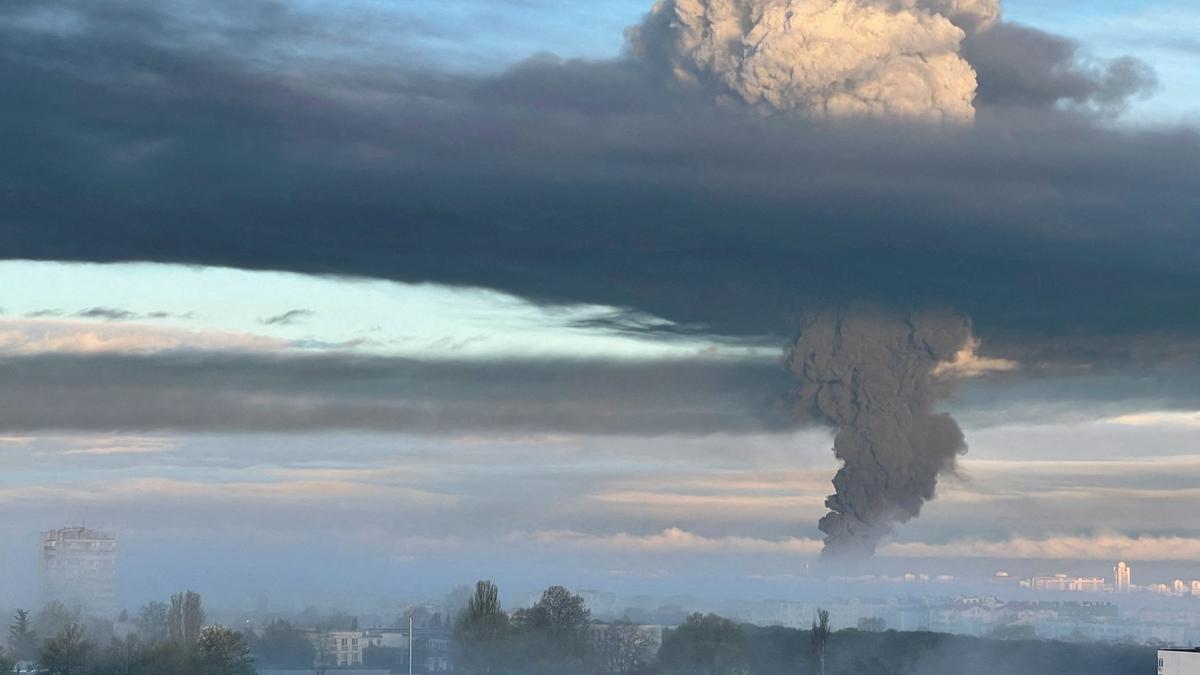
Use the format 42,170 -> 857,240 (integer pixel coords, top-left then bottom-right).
629,0 -> 1001,121
785,310 -> 974,560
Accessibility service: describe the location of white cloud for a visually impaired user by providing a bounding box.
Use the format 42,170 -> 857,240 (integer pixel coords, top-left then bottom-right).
0,319 -> 286,355
1104,411 -> 1200,428
515,527 -> 823,555
594,490 -> 823,510
57,436 -> 178,456
0,477 -> 458,509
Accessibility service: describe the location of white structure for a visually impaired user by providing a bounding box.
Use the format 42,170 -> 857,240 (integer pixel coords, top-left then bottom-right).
1028,574 -> 1106,592
1159,650 -> 1200,675
1115,562 -> 1132,593
39,526 -> 118,616
315,630 -> 371,667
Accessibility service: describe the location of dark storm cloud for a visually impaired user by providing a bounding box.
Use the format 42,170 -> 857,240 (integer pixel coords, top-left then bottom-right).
0,347 -> 1194,434
0,352 -> 790,433
0,0 -> 1198,366
76,307 -> 139,321
966,23 -> 1158,114
74,307 -> 182,321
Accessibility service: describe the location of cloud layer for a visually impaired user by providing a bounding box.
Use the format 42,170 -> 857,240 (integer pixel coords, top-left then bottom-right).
0,351 -> 789,433
0,0 -> 1193,368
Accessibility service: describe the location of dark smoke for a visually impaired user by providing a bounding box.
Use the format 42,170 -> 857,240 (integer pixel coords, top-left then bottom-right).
785,310 -> 971,560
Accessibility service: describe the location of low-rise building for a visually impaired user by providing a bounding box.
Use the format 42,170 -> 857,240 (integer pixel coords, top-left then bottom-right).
314,630 -> 370,667
1027,574 -> 1106,593
1159,649 -> 1200,675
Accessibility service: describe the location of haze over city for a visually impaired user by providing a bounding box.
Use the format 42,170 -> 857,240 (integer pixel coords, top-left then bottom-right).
2,0 -> 1200,673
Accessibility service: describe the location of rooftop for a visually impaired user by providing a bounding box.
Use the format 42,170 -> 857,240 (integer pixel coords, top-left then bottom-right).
41,526 -> 116,540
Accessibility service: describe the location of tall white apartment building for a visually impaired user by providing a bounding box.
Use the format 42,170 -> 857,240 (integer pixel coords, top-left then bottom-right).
1115,561 -> 1132,593
39,526 -> 118,617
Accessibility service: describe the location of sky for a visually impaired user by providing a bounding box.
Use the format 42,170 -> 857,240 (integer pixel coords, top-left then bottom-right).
1,0 -> 1199,611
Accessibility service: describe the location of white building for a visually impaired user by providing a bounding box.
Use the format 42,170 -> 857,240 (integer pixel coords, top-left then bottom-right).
1028,574 -> 1106,592
39,526 -> 118,616
1115,562 -> 1132,593
1159,649 -> 1200,675
314,630 -> 372,667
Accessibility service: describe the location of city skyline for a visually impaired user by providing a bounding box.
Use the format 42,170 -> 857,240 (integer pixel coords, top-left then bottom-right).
18,523 -> 1200,617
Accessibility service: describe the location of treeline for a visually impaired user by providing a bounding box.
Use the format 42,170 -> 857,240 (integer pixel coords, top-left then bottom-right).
3,582 -> 1161,675
734,624 -> 1158,675
454,581 -> 638,675
2,592 -> 257,675
453,580 -> 1158,675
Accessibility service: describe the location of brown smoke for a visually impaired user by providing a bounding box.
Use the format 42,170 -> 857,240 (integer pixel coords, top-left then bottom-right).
628,0 -> 1003,122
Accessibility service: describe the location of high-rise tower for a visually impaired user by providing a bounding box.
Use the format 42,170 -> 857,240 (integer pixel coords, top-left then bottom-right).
40,526 -> 118,616
1114,561 -> 1131,593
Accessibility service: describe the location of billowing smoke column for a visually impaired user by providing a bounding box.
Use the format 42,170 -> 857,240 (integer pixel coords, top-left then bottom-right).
629,0 -> 1001,121
784,310 -> 972,560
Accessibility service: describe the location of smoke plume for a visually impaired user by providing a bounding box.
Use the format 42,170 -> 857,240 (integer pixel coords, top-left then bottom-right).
628,0 -> 1001,121
785,310 -> 972,560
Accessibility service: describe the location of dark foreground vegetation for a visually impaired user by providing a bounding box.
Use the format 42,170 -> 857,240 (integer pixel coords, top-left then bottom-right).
736,623 -> 1156,675
3,582 -> 1158,674
3,592 -> 254,675
452,581 -> 1157,675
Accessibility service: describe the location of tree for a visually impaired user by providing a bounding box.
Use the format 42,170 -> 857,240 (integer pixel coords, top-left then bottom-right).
988,623 -> 1038,641
523,585 -> 592,662
136,640 -> 192,674
136,602 -> 169,643
856,617 -> 886,632
0,646 -> 15,675
91,634 -> 143,675
811,609 -> 831,675
168,591 -> 206,648
9,608 -> 38,661
445,585 -> 474,619
34,601 -> 78,644
251,619 -> 315,668
528,586 -> 591,639
194,625 -> 255,675
656,613 -> 749,675
453,580 -> 510,674
40,623 -> 93,675
593,620 -> 657,675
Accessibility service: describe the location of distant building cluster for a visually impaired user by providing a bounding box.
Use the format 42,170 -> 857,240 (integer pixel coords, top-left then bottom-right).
1009,563 -> 1200,598
1025,574 -> 1107,593
309,626 -> 451,671
39,525 -> 118,617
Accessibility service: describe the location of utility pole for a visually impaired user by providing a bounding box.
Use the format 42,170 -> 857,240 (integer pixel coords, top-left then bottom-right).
409,616 -> 414,675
